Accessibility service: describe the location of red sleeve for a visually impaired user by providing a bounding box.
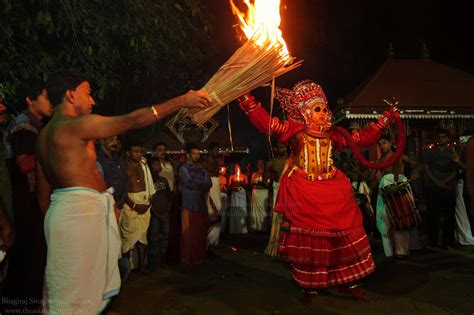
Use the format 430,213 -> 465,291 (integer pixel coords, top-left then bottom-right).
329,123 -> 383,150
247,106 -> 305,143
351,122 -> 385,148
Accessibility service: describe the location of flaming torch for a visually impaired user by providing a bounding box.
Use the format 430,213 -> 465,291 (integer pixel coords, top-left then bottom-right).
185,0 -> 302,126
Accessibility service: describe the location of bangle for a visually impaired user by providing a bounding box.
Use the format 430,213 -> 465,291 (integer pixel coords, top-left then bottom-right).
150,105 -> 160,121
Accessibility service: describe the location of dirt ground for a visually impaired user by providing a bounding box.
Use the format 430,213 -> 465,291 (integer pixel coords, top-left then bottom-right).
113,232 -> 474,315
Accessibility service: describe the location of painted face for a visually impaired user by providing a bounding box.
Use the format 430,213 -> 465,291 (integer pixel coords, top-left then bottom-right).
300,100 -> 332,133
71,81 -> 96,115
128,146 -> 143,163
28,89 -> 53,118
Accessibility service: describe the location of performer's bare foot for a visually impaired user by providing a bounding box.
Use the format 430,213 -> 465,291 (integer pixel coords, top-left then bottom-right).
338,284 -> 366,300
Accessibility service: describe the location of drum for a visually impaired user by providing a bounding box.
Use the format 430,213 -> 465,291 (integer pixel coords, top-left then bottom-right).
381,181 -> 421,231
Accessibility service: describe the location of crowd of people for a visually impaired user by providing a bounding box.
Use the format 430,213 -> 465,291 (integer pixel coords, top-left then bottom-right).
335,128 -> 474,258
0,74 -> 473,313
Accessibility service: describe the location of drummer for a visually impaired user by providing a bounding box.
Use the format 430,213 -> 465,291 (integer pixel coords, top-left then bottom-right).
370,134 -> 423,258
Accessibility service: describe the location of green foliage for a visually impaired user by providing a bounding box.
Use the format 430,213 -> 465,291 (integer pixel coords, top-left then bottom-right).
0,0 -> 214,114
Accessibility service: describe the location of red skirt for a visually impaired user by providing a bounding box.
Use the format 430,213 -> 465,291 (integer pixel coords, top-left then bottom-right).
278,225 -> 375,288
275,169 -> 374,288
275,169 -> 362,230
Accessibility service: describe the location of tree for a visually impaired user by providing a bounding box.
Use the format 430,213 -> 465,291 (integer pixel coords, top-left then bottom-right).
0,0 -> 214,115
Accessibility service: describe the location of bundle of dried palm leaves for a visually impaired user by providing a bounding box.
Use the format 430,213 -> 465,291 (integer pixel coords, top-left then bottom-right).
181,33 -> 302,126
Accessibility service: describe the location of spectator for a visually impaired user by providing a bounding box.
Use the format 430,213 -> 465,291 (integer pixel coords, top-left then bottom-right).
227,163 -> 249,234
178,143 -> 212,265
424,129 -> 458,249
0,98 -> 14,269
97,136 -> 129,215
461,131 -> 474,219
219,166 -> 229,233
121,141 -> 155,274
147,157 -> 172,271
263,143 -> 288,256
250,159 -> 269,232
154,142 -> 180,264
452,131 -> 474,245
204,142 -> 222,246
4,79 -> 52,308
371,134 -> 422,258
0,96 -> 13,223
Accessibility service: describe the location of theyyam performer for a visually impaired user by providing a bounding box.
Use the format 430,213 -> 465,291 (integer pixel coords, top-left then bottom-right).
238,80 -> 405,302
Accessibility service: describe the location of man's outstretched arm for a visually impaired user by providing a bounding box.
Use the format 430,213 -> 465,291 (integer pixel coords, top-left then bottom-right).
73,90 -> 209,140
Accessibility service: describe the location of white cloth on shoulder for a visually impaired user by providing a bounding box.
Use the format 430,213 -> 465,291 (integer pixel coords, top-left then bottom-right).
43,187 -> 121,314
120,161 -> 155,253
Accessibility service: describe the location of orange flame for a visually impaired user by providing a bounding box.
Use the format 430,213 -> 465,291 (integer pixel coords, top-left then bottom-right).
230,0 -> 292,63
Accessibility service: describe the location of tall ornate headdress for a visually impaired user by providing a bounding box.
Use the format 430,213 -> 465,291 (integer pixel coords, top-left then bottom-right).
275,80 -> 328,122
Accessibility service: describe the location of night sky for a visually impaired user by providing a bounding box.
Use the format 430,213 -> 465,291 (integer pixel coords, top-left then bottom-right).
202,0 -> 473,161
207,0 -> 473,101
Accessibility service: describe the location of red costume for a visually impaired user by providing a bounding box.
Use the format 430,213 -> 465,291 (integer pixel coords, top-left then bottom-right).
239,80 -> 404,298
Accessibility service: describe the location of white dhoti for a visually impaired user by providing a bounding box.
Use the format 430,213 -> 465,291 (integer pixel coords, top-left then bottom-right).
43,187 -> 121,314
250,188 -> 269,231
207,177 -> 222,246
265,181 -> 281,256
376,174 -> 418,257
120,161 -> 155,254
455,179 -> 474,245
220,192 -> 229,233
120,191 -> 152,253
229,189 -> 248,234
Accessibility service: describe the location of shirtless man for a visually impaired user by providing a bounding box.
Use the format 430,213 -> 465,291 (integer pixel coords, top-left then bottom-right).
264,142 -> 288,185
36,71 -> 209,314
121,142 -> 155,274
263,143 -> 288,256
370,134 -> 421,258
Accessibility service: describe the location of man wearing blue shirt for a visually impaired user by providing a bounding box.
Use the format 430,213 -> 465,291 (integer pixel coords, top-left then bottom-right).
179,143 -> 212,265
